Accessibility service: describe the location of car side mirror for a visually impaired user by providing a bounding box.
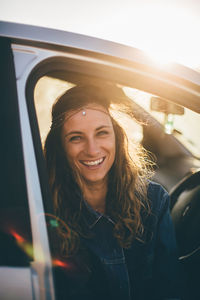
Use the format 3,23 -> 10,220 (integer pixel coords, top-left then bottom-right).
150,97 -> 184,134
150,97 -> 184,115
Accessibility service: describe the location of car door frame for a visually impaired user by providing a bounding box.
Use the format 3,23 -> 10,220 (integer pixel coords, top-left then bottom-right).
1,21 -> 200,300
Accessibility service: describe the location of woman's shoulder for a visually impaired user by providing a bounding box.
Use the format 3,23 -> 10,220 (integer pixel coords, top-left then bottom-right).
147,180 -> 168,196
147,180 -> 170,214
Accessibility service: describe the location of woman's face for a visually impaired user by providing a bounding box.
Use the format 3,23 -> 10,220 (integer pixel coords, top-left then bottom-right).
61,104 -> 116,186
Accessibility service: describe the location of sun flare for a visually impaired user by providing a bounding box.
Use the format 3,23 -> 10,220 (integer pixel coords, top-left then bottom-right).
119,3 -> 199,68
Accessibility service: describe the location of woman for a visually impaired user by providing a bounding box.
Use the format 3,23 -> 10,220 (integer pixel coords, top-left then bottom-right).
44,84 -> 181,300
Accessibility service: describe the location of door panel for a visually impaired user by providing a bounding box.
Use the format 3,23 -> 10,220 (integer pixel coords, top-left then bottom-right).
12,45 -> 55,299
0,38 -> 34,299
0,268 -> 33,300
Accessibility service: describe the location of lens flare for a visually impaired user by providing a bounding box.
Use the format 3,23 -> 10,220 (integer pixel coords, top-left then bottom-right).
53,259 -> 69,268
8,214 -> 74,268
9,228 -> 33,259
10,230 -> 25,243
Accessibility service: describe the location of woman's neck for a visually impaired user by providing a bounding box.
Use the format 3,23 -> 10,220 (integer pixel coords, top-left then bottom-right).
82,180 -> 107,214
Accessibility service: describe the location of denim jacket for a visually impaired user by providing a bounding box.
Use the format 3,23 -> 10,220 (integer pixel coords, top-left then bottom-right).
54,181 -> 181,300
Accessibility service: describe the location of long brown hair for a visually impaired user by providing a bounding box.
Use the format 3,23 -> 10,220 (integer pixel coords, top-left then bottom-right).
44,84 -> 153,256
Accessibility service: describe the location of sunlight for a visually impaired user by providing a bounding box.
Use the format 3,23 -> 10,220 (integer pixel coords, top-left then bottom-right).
120,3 -> 199,68
1,1 -> 199,69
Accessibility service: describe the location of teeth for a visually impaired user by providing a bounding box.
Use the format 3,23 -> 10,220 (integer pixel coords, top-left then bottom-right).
82,158 -> 104,166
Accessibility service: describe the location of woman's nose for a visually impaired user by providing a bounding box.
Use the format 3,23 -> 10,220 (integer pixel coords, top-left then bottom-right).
85,138 -> 100,156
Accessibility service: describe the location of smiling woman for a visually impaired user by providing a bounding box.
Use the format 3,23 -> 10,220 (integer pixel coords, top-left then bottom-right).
41,83 -> 182,299
61,104 -> 116,200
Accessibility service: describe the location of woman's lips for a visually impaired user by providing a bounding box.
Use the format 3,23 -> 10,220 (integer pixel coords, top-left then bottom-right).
80,157 -> 105,167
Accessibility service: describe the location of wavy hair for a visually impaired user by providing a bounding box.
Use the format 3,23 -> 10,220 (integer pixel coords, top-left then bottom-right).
44,84 -> 154,256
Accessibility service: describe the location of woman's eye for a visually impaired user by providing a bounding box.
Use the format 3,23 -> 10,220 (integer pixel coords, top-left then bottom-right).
69,136 -> 82,142
97,130 -> 109,136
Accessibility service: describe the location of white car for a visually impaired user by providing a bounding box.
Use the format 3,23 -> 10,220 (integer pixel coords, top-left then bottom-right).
0,21 -> 200,299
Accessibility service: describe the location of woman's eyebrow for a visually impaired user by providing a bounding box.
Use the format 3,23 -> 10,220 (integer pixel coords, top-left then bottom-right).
65,125 -> 111,137
65,131 -> 83,137
95,125 -> 111,131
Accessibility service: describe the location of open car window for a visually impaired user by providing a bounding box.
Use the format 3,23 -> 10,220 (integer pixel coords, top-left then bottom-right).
32,69 -> 200,299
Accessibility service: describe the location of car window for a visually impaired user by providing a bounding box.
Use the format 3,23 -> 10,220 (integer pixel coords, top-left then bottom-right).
123,86 -> 200,158
34,74 -> 200,162
31,57 -> 200,300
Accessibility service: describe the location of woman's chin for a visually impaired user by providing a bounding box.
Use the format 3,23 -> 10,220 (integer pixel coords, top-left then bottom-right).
82,174 -> 108,186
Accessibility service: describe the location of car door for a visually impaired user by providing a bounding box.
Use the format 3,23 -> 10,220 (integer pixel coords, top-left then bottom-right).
0,33 -> 55,299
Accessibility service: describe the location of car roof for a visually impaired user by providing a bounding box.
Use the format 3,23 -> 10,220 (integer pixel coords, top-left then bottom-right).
1,21 -> 200,113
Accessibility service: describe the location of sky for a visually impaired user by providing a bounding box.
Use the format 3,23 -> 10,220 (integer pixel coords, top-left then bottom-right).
1,0 -> 200,69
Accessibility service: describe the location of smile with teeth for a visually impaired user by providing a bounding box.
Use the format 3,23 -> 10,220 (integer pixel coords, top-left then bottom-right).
81,157 -> 105,166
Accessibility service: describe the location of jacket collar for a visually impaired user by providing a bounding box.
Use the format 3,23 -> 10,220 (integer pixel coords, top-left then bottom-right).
82,200 -> 115,229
